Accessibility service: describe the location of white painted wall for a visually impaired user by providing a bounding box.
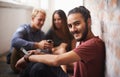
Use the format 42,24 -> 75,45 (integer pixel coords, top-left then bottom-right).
0,1 -> 33,54
54,0 -> 83,15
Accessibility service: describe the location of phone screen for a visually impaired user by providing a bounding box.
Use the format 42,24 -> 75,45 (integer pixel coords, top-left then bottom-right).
20,47 -> 28,55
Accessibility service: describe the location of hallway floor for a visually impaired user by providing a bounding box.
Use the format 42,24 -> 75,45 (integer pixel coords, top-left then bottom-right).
0,53 -> 19,77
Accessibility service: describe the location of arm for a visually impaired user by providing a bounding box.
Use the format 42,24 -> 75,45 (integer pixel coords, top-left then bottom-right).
15,50 -> 80,70
52,43 -> 67,54
11,25 -> 35,50
29,50 -> 80,66
12,25 -> 52,50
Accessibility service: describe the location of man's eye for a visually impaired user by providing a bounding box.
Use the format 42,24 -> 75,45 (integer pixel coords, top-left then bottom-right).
68,24 -> 72,28
74,22 -> 80,26
38,19 -> 42,21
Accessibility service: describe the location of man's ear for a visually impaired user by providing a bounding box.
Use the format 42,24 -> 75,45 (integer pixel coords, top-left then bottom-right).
32,17 -> 34,21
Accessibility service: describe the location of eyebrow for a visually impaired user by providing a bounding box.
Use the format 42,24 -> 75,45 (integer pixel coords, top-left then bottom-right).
68,20 -> 80,25
73,21 -> 80,24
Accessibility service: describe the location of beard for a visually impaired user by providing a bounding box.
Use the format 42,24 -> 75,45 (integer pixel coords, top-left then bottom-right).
78,24 -> 88,41
72,23 -> 88,41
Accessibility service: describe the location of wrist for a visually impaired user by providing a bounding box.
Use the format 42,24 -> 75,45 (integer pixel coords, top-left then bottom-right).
24,54 -> 31,63
34,42 -> 39,48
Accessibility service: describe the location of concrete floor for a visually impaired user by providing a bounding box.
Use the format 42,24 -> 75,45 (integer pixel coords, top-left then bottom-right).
0,54 -> 19,77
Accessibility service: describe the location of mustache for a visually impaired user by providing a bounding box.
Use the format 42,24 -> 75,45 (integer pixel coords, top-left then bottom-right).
71,30 -> 80,35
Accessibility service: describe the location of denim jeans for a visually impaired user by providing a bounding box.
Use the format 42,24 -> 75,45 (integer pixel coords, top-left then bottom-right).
20,62 -> 69,77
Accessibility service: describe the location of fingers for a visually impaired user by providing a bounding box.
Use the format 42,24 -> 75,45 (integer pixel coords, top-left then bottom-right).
15,60 -> 22,71
15,57 -> 27,71
28,50 -> 36,55
42,40 -> 54,49
37,40 -> 54,49
44,44 -> 53,50
28,50 -> 41,55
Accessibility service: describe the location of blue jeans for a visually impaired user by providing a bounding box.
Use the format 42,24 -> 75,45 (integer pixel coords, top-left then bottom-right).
20,62 -> 69,77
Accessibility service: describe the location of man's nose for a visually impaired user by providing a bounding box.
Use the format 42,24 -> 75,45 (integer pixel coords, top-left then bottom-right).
40,21 -> 44,25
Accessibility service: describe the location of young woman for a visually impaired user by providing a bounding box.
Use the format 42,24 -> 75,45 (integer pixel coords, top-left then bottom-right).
45,9 -> 73,54
45,9 -> 74,73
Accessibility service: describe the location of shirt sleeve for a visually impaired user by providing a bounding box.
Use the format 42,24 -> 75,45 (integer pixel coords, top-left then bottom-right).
11,25 -> 35,50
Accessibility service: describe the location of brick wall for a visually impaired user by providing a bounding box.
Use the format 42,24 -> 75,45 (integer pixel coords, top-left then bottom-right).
84,0 -> 120,77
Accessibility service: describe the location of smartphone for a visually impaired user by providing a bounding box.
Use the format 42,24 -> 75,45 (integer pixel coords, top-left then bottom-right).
47,39 -> 53,43
20,47 -> 28,55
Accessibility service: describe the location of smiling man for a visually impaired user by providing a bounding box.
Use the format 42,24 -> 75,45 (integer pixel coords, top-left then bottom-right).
16,6 -> 105,77
8,8 -> 53,73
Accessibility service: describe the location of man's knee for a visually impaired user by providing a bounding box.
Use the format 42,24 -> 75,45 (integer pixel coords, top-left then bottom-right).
10,48 -> 24,73
31,63 -> 48,71
30,63 -> 50,77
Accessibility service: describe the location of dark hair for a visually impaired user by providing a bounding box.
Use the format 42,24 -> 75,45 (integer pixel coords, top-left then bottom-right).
68,6 -> 91,22
51,9 -> 74,49
52,9 -> 67,30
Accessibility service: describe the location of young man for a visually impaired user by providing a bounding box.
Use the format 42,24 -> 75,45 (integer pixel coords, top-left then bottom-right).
16,6 -> 105,77
8,8 -> 53,73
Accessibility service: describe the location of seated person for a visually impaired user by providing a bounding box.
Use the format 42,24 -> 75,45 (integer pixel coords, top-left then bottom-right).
7,8 -> 52,73
45,9 -> 73,54
45,9 -> 74,73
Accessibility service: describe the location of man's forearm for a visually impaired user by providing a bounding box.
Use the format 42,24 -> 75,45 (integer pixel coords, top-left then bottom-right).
12,38 -> 35,50
29,54 -> 59,66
